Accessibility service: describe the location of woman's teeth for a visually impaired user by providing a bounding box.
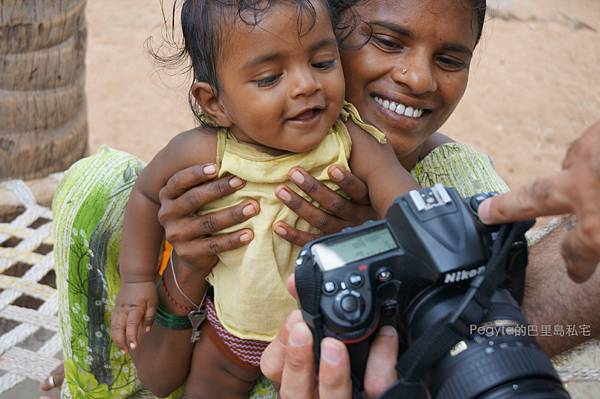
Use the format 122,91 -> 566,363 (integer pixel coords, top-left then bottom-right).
374,96 -> 424,118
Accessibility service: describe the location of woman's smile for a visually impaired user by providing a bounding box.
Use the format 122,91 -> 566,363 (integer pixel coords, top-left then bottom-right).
339,0 -> 477,164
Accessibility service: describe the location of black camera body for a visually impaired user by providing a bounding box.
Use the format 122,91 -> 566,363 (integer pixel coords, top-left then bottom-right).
295,185 -> 569,399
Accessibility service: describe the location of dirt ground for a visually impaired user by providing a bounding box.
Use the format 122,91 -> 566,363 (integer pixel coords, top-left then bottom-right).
17,0 -> 600,397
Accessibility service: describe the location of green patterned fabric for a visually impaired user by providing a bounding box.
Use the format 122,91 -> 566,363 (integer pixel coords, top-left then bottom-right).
52,143 -> 508,398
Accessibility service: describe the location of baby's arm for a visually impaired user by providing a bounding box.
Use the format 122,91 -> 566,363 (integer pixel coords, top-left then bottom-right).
112,128 -> 217,351
346,123 -> 419,218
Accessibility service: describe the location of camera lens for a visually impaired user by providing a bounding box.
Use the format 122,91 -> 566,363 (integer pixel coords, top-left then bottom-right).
406,287 -> 570,399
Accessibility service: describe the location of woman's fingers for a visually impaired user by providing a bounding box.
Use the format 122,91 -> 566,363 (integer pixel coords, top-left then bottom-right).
160,163 -> 219,199
288,167 -> 371,222
276,185 -> 345,235
40,364 -> 64,392
159,173 -> 245,216
327,165 -> 370,205
164,201 -> 258,242
174,229 -> 254,261
273,221 -> 319,247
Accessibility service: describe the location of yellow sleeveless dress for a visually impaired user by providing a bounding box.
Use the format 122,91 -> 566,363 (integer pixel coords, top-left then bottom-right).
203,103 -> 386,341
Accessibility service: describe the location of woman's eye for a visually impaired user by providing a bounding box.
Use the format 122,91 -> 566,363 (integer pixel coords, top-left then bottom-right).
312,60 -> 336,70
255,74 -> 281,87
436,56 -> 467,72
372,35 -> 403,51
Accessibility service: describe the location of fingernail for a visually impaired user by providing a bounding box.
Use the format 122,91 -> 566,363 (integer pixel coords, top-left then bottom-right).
129,343 -> 136,350
203,164 -> 217,175
477,199 -> 491,222
240,232 -> 252,242
289,322 -> 310,347
290,170 -> 305,185
274,225 -> 287,237
229,177 -> 243,188
145,326 -> 151,333
242,204 -> 256,216
277,187 -> 292,202
379,325 -> 397,337
321,339 -> 343,366
329,167 -> 344,182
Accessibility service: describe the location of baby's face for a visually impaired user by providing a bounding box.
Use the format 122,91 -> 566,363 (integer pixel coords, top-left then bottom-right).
215,0 -> 344,155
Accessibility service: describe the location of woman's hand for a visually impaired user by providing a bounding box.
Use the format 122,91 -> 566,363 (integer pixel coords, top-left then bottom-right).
157,163 -> 259,271
274,165 -> 377,246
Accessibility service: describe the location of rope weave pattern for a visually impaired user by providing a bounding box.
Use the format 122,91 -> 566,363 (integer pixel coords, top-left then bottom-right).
0,178 -> 63,393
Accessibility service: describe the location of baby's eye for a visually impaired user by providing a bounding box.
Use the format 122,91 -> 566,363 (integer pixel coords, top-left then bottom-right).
255,74 -> 281,88
372,35 -> 404,51
435,55 -> 467,72
312,60 -> 336,70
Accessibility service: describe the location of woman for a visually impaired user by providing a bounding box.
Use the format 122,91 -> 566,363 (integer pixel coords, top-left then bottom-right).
48,0 -> 579,398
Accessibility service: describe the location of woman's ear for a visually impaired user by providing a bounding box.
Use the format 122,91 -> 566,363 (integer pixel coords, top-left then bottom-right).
191,82 -> 232,127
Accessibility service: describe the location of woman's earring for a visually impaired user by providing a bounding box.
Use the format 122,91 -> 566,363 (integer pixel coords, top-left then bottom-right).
401,67 -> 408,75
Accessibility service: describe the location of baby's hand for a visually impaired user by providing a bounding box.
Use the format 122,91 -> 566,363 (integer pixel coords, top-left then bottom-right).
110,281 -> 157,352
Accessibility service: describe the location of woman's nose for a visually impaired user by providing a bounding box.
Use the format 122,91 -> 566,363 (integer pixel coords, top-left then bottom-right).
289,68 -> 321,98
391,50 -> 438,95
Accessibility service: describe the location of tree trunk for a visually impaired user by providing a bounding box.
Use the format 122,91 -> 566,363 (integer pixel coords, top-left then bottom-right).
0,0 -> 88,180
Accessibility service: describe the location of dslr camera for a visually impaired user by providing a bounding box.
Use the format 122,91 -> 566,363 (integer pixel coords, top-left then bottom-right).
295,185 -> 570,399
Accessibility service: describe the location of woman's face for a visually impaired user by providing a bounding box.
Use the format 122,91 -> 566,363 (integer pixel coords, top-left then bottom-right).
340,0 -> 479,166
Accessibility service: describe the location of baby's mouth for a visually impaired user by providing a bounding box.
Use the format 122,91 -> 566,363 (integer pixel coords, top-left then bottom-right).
288,107 -> 324,122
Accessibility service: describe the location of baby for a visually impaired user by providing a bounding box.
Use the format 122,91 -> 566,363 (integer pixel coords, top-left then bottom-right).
112,0 -> 418,397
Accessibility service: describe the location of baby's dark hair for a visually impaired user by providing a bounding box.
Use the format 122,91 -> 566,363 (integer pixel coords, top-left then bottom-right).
329,0 -> 487,46
154,0 -> 332,125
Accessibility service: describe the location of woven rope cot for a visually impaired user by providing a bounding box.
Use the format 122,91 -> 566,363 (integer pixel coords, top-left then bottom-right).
0,178 -> 63,393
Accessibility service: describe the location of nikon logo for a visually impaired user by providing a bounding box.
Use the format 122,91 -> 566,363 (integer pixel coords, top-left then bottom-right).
443,266 -> 486,284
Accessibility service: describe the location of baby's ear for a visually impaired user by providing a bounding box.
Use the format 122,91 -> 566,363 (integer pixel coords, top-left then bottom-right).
191,82 -> 232,127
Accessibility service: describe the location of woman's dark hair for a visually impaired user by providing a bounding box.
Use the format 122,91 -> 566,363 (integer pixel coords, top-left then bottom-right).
329,0 -> 487,46
152,0 -> 331,125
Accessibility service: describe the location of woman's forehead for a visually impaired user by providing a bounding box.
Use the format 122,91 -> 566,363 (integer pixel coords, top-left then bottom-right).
354,0 -> 478,44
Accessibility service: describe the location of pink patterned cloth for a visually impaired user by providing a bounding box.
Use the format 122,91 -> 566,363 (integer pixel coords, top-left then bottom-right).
205,297 -> 270,367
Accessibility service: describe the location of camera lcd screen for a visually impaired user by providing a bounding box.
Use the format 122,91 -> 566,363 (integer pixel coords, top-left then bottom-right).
311,227 -> 398,271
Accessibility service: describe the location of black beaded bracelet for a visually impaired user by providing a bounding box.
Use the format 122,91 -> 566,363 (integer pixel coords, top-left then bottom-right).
155,301 -> 192,330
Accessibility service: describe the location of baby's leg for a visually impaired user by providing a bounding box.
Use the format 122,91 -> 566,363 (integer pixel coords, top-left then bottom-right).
184,326 -> 260,399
